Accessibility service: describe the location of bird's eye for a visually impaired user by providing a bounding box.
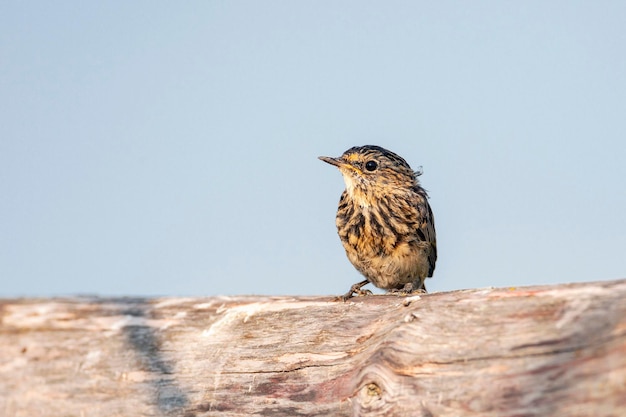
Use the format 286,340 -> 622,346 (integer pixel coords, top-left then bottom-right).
365,161 -> 378,171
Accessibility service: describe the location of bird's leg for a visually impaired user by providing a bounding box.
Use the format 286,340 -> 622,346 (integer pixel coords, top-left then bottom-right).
390,278 -> 427,295
413,277 -> 427,293
338,279 -> 371,301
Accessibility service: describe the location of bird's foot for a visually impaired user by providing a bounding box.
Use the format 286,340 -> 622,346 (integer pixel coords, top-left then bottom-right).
336,280 -> 371,301
389,281 -> 427,296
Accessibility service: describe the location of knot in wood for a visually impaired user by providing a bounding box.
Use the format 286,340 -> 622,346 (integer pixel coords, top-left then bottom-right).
365,382 -> 382,398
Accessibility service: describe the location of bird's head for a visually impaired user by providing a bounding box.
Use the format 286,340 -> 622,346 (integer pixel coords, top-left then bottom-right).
319,145 -> 419,197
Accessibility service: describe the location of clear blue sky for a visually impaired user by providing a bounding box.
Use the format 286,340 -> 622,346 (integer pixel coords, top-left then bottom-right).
1,2 -> 625,297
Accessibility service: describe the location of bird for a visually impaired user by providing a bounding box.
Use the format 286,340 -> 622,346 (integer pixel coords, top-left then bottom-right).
319,145 -> 437,300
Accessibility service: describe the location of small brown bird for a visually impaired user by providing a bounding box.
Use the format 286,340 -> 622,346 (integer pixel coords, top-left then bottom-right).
319,145 -> 437,300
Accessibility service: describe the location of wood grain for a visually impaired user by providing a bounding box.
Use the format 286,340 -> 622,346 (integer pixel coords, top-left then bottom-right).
1,279 -> 625,416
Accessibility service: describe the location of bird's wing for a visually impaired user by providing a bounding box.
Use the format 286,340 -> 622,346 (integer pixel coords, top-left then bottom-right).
414,189 -> 437,277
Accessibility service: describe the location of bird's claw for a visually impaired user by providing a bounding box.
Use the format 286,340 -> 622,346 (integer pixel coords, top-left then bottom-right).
336,280 -> 371,301
389,282 -> 427,296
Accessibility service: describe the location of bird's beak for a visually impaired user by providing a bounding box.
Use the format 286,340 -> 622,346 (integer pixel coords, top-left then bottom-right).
318,156 -> 343,167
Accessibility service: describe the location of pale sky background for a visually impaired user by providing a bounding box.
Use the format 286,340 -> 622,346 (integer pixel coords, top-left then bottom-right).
1,2 -> 625,297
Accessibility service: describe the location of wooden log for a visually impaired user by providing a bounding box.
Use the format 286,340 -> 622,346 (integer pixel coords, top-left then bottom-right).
1,279 -> 625,416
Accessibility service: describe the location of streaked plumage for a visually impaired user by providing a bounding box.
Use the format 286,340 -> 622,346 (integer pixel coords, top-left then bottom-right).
319,145 -> 437,300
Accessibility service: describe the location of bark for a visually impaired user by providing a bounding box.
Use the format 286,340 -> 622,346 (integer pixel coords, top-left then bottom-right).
1,279 -> 625,417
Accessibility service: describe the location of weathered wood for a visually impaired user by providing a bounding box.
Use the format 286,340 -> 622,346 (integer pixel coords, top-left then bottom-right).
1,279 -> 625,417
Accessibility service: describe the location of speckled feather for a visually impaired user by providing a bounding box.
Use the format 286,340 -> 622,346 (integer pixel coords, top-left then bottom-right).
320,145 -> 437,294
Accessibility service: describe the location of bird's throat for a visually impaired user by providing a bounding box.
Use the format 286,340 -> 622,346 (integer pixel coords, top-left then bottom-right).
342,174 -> 373,208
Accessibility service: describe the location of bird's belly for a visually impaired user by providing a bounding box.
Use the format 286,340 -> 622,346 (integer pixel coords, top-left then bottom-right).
343,240 -> 430,290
